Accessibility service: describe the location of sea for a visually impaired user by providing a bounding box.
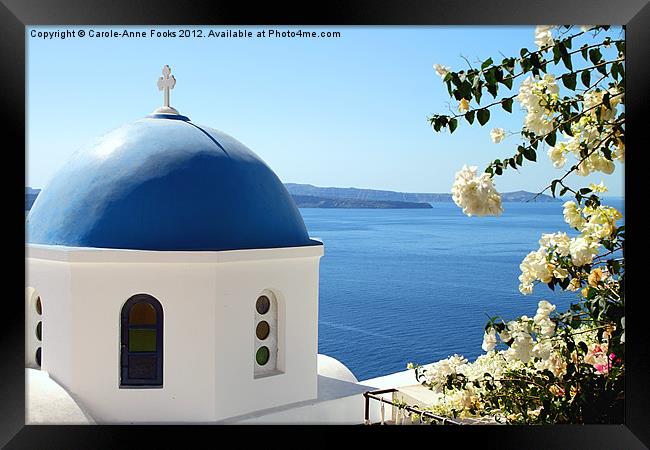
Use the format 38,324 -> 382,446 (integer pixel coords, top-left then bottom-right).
301,199 -> 624,381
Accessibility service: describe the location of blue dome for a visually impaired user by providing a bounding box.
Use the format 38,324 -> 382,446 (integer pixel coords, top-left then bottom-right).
27,115 -> 319,251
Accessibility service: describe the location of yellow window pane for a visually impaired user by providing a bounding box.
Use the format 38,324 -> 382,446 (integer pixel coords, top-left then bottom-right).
129,302 -> 156,325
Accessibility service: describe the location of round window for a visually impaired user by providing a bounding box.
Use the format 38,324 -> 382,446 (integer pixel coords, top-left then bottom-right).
35,347 -> 42,367
256,321 -> 270,340
256,295 -> 270,315
35,297 -> 42,315
256,346 -> 270,366
36,321 -> 42,341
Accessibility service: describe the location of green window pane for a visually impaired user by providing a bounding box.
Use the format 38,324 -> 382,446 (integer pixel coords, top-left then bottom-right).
256,346 -> 270,366
129,328 -> 157,352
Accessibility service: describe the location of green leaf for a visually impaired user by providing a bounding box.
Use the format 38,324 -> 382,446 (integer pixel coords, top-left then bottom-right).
523,148 -> 537,162
578,342 -> 588,354
581,44 -> 589,61
502,97 -> 513,113
589,48 -> 602,65
486,83 -> 498,98
477,108 -> 490,126
552,45 -> 562,64
545,131 -> 557,146
581,70 -> 591,88
565,36 -> 573,50
602,92 -> 611,109
449,118 -> 458,133
559,45 -> 573,71
481,57 -> 493,70
562,72 -> 577,90
464,110 -> 475,124
550,180 -> 559,197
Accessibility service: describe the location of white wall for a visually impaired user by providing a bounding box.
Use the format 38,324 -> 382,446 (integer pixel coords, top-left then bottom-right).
26,244 -> 323,423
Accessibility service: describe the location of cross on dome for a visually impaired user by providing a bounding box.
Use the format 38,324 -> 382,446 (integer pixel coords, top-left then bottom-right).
152,64 -> 180,115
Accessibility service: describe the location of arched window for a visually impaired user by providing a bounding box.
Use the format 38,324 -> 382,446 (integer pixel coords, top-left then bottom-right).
120,294 -> 163,387
254,291 -> 279,377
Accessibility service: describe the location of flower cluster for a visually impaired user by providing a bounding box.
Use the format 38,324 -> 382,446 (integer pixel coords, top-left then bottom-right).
451,165 -> 503,217
420,25 -> 625,424
534,25 -> 555,50
490,128 -> 506,144
516,74 -> 560,136
546,87 -> 624,176
410,300 -> 620,422
518,199 -> 622,295
433,63 -> 450,79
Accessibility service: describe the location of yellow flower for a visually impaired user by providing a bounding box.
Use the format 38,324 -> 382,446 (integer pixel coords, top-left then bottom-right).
588,268 -> 604,286
458,98 -> 470,113
588,182 -> 608,193
567,278 -> 581,291
582,287 -> 590,297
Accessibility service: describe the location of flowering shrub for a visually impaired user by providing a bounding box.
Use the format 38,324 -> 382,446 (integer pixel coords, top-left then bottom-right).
410,25 -> 625,424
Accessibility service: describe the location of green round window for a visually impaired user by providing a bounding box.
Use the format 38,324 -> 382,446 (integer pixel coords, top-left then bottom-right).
256,296 -> 270,315
256,346 -> 270,366
36,321 -> 42,341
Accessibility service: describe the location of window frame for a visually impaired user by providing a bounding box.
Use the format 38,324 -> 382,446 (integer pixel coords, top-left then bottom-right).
120,294 -> 164,388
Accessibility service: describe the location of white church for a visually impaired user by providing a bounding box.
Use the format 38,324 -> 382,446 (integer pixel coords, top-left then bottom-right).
25,66 -> 433,425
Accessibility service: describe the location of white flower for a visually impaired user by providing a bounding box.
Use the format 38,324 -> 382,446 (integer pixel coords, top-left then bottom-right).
451,165 -> 503,217
569,237 -> 600,266
534,25 -> 555,49
580,25 -> 595,32
499,329 -> 511,343
516,74 -> 559,136
589,181 -> 608,193
490,128 -> 506,144
563,201 -> 586,229
518,249 -> 553,294
535,300 -> 556,319
511,332 -> 534,363
433,63 -> 450,79
548,144 -> 567,168
581,205 -> 622,240
482,328 -> 497,352
539,232 -> 571,256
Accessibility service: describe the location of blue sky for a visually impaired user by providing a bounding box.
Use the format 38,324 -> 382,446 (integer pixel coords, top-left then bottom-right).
27,26 -> 624,196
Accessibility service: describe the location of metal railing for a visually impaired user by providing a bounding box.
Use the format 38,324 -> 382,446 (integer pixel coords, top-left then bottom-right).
363,388 -> 463,425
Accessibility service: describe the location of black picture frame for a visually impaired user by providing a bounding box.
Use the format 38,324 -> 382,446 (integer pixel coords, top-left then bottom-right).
3,0 -> 648,448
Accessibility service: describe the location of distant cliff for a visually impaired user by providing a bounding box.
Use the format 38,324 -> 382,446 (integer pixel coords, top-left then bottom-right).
25,183 -> 558,214
291,194 -> 432,209
284,184 -> 559,203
